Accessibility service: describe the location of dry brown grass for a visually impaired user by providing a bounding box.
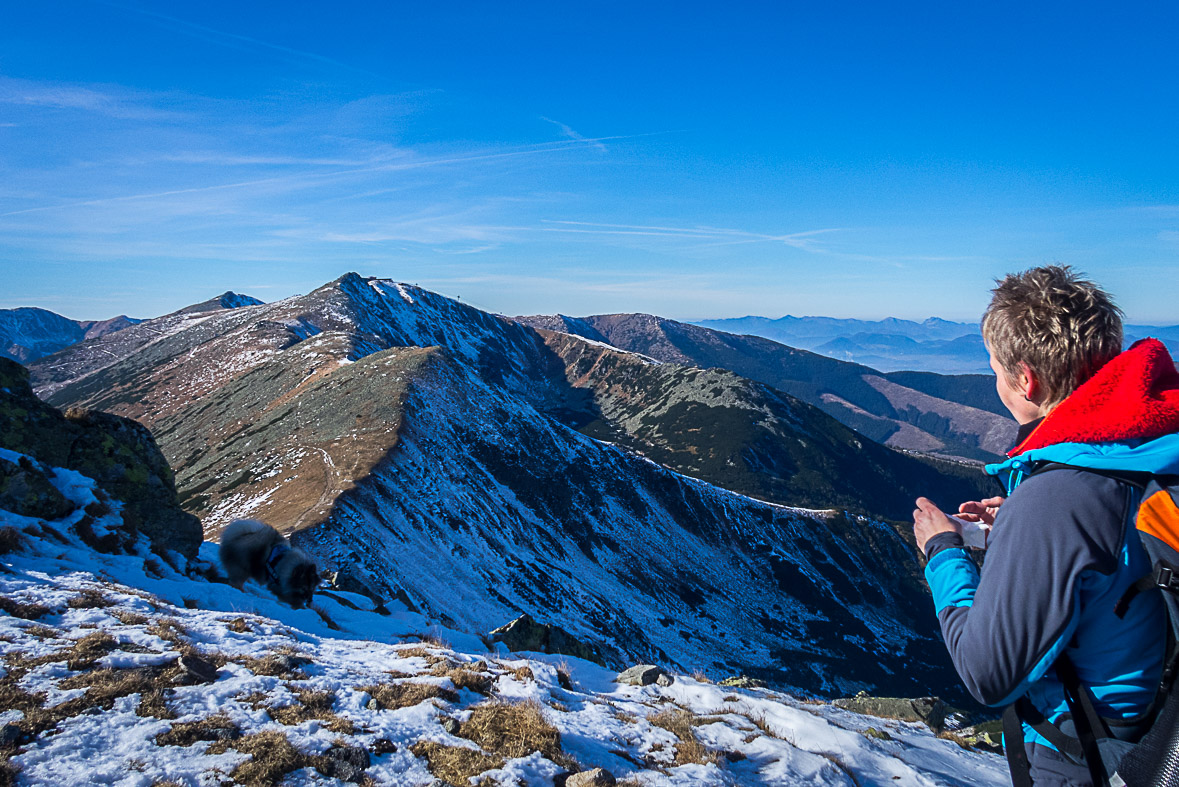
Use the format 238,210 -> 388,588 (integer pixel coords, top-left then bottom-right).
0,527 -> 25,555
410,740 -> 502,786
0,597 -> 51,620
433,663 -> 493,695
555,660 -> 573,690
268,687 -> 354,734
156,714 -> 242,747
23,625 -> 59,640
63,631 -> 119,670
692,670 -> 714,684
225,617 -> 252,633
383,669 -> 414,679
237,655 -> 305,679
360,680 -> 458,710
648,707 -> 723,766
110,610 -> 149,626
459,699 -> 575,769
936,729 -> 973,750
235,691 -> 273,710
511,666 -> 534,683
145,619 -> 188,647
66,589 -> 113,609
393,645 -> 433,659
57,666 -> 171,716
208,730 -> 314,787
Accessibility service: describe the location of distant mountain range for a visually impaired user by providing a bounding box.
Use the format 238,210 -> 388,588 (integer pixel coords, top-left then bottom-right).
23,273 -> 994,699
0,292 -> 265,365
518,313 -> 1016,463
0,307 -> 142,363
693,315 -> 1179,374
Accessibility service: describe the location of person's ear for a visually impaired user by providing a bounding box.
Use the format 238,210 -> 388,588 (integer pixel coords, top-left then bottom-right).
1018,362 -> 1041,402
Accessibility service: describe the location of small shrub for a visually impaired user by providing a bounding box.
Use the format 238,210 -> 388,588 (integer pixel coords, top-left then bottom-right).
84,500 -> 112,518
555,660 -> 573,690
511,666 -> 534,683
394,646 -> 433,659
937,729 -> 973,750
237,654 -> 306,680
137,687 -> 175,719
58,666 -> 161,712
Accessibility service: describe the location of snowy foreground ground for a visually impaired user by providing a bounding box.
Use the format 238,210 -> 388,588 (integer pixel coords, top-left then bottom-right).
0,453 -> 1008,786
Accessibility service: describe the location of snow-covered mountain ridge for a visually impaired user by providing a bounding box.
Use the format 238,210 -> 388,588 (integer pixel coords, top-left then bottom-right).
18,274 -> 983,700
0,451 -> 1008,786
0,308 -> 142,365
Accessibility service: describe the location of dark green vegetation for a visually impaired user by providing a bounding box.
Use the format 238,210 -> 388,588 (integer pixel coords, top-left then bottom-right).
523,313 -> 1014,461
541,331 -> 994,522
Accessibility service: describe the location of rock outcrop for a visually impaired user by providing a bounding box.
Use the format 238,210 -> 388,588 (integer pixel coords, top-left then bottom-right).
0,358 -> 201,558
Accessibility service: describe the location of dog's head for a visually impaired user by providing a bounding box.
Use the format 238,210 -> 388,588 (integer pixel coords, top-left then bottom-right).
271,553 -> 319,609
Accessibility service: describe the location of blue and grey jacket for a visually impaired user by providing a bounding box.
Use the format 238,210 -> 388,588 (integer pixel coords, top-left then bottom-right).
924,432 -> 1179,752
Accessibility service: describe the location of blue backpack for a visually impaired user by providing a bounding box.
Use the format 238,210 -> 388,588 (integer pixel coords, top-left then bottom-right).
1003,468 -> 1179,787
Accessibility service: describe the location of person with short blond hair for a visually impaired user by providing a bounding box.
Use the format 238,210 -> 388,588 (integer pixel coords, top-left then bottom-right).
913,265 -> 1179,785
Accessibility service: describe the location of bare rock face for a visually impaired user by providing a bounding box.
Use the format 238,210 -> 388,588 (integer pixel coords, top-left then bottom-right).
833,692 -> 948,732
0,455 -> 74,519
565,768 -> 616,787
489,614 -> 607,666
0,358 -> 201,559
616,665 -> 668,687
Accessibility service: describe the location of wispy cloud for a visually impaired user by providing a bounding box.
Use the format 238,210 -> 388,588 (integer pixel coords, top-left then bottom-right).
532,220 -> 841,250
0,76 -> 179,120
95,1 -> 374,76
541,117 -> 608,153
0,136 -> 648,219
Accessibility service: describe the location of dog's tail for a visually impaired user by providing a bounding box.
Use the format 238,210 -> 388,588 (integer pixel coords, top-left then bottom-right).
218,518 -> 272,543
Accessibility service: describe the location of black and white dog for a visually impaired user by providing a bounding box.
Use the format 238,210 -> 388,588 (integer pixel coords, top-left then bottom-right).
219,519 -> 319,608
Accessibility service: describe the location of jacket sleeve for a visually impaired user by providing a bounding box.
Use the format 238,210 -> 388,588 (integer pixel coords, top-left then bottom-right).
924,470 -> 1124,706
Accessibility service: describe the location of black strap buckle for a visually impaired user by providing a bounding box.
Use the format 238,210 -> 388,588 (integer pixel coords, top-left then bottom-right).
1156,564 -> 1179,592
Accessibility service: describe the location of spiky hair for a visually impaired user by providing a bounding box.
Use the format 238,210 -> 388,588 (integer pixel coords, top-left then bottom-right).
982,265 -> 1123,408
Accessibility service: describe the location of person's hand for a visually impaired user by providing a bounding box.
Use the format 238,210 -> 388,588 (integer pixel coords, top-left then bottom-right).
913,497 -> 960,554
957,496 -> 1004,526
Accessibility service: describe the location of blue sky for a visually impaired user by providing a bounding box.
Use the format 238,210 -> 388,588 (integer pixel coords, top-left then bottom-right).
1,1 -> 1177,323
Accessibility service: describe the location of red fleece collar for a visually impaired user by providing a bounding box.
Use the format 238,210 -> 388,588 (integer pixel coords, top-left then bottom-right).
1010,338 -> 1179,456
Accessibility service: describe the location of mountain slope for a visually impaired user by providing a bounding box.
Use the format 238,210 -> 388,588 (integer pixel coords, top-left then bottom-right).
0,470 -> 1009,786
536,329 -> 993,519
518,313 -> 1016,462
